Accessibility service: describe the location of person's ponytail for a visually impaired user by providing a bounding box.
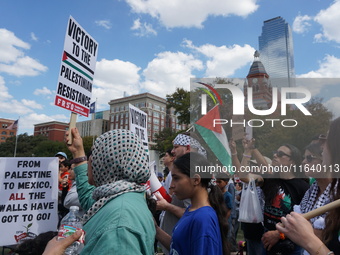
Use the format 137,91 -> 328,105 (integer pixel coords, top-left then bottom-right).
208,184 -> 229,255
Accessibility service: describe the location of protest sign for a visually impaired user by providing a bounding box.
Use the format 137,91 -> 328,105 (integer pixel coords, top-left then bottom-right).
55,16 -> 98,117
245,123 -> 253,140
129,104 -> 148,151
0,157 -> 59,246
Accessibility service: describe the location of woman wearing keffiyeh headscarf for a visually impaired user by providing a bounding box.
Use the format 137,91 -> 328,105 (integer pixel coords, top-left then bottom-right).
66,128 -> 155,255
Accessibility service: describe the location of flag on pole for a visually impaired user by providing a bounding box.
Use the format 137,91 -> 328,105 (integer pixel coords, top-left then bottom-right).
194,105 -> 232,169
7,119 -> 19,130
90,102 -> 96,114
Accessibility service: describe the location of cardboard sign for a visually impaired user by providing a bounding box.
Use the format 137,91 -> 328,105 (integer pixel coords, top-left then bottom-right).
0,157 -> 59,246
129,104 -> 148,151
55,16 -> 98,117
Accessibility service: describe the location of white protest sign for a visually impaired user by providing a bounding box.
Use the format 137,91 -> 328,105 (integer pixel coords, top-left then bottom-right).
129,104 -> 149,151
0,157 -> 59,246
245,122 -> 253,140
55,16 -> 99,117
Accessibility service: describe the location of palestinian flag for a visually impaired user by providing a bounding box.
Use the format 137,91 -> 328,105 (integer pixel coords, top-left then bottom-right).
194,105 -> 232,169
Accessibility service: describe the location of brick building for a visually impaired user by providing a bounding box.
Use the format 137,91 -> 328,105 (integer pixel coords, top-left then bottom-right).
33,93 -> 187,145
33,121 -> 68,142
0,118 -> 17,143
109,93 -> 186,143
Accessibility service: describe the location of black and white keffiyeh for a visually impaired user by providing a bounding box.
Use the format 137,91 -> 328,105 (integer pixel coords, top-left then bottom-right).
173,134 -> 207,157
298,181 -> 331,228
82,129 -> 150,224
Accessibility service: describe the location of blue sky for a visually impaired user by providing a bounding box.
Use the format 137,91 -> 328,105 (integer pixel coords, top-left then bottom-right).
1,0 -> 340,135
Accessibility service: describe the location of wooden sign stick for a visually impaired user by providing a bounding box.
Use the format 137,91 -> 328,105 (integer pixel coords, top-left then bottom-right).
303,199 -> 340,220
67,112 -> 77,145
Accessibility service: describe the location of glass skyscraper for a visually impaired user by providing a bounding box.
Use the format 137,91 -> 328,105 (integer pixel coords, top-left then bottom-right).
259,16 -> 295,88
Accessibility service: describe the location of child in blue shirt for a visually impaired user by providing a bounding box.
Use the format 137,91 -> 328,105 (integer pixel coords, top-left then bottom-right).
155,152 -> 229,255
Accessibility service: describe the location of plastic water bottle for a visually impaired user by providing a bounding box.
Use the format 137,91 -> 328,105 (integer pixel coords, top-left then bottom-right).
58,206 -> 84,255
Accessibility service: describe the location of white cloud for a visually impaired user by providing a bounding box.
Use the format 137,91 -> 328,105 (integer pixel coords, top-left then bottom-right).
93,59 -> 142,108
314,0 -> 340,43
131,18 -> 157,37
296,54 -> 340,97
0,76 -> 35,115
295,78 -> 340,98
141,51 -> 203,97
0,76 -> 12,100
0,76 -> 46,135
20,113 -> 68,134
125,0 -> 259,28
31,32 -> 38,41
0,29 -> 30,63
0,77 -> 44,117
298,55 -> 340,78
95,20 -> 112,29
0,99 -> 34,115
93,40 -> 253,101
324,97 -> 340,119
21,99 -> 43,109
0,29 -> 47,77
314,33 -> 325,43
131,19 -> 142,30
293,15 -> 312,34
0,56 -> 48,77
34,87 -> 52,96
183,40 -> 255,77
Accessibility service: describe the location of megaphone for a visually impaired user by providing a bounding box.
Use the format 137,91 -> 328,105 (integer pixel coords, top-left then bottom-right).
148,161 -> 172,203
149,169 -> 172,203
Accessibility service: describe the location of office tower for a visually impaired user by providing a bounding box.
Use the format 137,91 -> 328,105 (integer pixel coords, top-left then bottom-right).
259,16 -> 295,88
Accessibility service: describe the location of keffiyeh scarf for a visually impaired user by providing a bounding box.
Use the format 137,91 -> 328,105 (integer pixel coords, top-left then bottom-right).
173,134 -> 207,157
299,181 -> 331,227
82,129 -> 150,224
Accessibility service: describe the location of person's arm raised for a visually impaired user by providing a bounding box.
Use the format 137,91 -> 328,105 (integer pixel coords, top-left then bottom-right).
245,138 -> 272,175
238,138 -> 263,185
65,128 -> 87,167
229,138 -> 241,172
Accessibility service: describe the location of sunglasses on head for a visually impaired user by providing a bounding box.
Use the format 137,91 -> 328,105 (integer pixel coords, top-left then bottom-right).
273,150 -> 291,158
303,155 -> 319,163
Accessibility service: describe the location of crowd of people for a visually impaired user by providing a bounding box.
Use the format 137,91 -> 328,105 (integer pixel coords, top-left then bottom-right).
7,116 -> 340,255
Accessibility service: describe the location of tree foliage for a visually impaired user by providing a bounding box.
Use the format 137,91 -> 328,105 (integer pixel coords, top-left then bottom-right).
166,88 -> 190,125
0,134 -> 70,157
82,136 -> 97,155
0,134 -> 96,158
151,128 -> 179,156
32,139 -> 68,157
244,97 -> 332,157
